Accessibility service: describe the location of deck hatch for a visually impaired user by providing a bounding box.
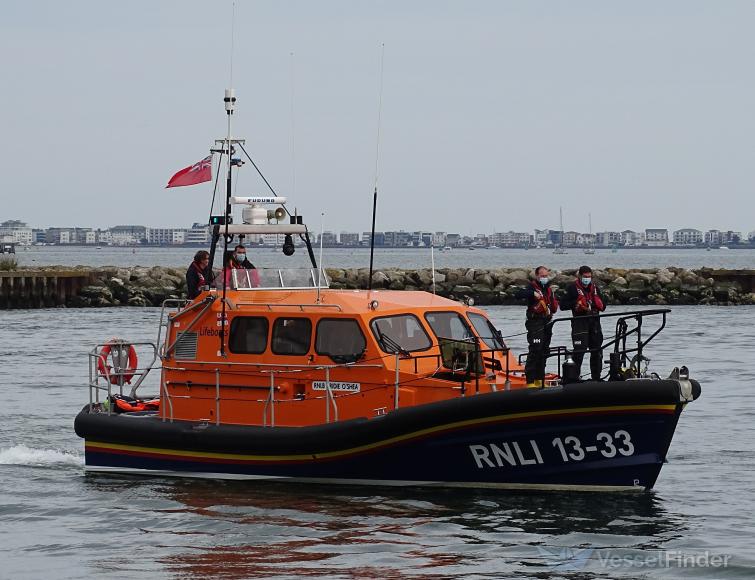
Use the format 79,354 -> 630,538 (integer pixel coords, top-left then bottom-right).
174,331 -> 198,360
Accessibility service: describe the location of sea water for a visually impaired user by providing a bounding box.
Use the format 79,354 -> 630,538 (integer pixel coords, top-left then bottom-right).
0,305 -> 753,578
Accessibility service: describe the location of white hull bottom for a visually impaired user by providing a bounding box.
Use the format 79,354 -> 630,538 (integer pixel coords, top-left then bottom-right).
85,465 -> 646,493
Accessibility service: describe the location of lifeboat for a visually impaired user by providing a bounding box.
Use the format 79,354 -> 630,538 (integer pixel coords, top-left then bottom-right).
74,90 -> 701,491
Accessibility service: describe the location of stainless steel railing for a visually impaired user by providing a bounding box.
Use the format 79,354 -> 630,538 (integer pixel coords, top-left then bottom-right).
88,340 -> 159,415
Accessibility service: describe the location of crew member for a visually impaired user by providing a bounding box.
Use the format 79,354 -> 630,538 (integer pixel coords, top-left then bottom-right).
515,266 -> 559,386
186,250 -> 211,299
560,265 -> 606,381
222,244 -> 258,288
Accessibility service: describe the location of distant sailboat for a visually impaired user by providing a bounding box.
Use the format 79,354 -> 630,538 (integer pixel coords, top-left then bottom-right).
553,207 -> 568,254
584,213 -> 595,254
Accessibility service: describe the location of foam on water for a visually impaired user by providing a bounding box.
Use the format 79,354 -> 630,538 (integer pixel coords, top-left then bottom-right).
0,445 -> 82,467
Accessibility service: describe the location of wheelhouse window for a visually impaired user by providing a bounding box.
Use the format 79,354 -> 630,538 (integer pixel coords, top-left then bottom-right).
467,313 -> 505,350
424,311 -> 474,342
229,317 -> 269,354
315,318 -> 367,363
271,317 -> 312,356
371,314 -> 432,353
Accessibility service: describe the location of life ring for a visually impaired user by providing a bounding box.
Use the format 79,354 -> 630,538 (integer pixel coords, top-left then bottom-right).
97,340 -> 138,384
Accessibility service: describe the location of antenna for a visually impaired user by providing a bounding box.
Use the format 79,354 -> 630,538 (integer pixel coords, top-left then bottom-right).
290,51 -> 297,199
430,245 -> 436,295
229,1 -> 236,87
317,213 -> 325,303
367,43 -> 385,293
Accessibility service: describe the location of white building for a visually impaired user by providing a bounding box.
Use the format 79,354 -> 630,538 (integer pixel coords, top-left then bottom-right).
490,231 -> 530,247
596,231 -> 621,246
146,227 -> 187,245
0,220 -> 33,245
186,223 -> 210,245
621,230 -> 645,246
432,232 -> 447,247
645,229 -> 669,246
673,228 -> 703,246
110,225 -> 146,245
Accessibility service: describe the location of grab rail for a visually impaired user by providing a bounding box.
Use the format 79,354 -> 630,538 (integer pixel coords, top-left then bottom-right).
88,341 -> 159,415
517,308 -> 671,383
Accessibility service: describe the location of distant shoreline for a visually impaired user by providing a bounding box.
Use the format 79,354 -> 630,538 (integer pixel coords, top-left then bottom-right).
2,266 -> 754,308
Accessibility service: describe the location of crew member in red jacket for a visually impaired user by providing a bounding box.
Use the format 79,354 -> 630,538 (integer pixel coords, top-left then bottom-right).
515,266 -> 559,386
560,265 -> 606,380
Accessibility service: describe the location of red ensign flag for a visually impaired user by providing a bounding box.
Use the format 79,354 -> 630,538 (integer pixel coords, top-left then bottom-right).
166,156 -> 212,188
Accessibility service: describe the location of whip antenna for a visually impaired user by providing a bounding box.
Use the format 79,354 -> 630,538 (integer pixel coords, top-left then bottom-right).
367,43 -> 385,293
290,51 -> 297,199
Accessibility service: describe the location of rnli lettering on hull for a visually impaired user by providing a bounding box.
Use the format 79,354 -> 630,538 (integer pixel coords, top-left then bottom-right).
469,441 -> 544,468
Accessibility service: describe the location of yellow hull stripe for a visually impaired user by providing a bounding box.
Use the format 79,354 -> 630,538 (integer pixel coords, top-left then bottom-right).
86,403 -> 677,463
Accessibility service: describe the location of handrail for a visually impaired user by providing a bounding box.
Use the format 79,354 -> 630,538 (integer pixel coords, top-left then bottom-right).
517,308 -> 671,383
87,341 -> 159,414
233,302 -> 343,311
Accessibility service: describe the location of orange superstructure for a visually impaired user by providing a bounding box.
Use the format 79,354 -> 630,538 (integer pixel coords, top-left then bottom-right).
160,285 -> 529,428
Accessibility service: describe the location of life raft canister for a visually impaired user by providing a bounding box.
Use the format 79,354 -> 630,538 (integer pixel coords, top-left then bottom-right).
97,340 -> 138,384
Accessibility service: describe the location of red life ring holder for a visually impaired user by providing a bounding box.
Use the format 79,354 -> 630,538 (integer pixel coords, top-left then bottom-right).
97,340 -> 138,384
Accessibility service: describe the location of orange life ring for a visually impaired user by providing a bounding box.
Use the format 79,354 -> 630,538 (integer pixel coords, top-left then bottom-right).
97,341 -> 138,384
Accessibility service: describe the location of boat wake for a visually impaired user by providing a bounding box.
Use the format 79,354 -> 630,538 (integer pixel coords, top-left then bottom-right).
0,444 -> 82,467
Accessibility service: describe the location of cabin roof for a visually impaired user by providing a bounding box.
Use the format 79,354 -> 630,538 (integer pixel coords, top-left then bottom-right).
210,288 -> 468,315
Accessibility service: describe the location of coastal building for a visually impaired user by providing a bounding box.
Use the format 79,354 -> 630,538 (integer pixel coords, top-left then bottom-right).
411,231 -> 433,247
185,223 -> 210,245
576,233 -> 595,247
645,229 -> 669,247
432,232 -> 447,247
490,231 -> 530,247
110,225 -> 147,246
705,230 -> 741,246
317,231 -> 338,246
383,230 -> 412,247
340,232 -> 360,246
472,233 -> 489,247
361,231 -> 385,246
533,229 -> 551,247
445,233 -> 461,247
621,230 -> 645,246
0,220 -> 33,245
44,227 -> 91,244
673,228 -> 703,246
146,227 -> 187,245
562,231 -> 579,246
596,231 -> 621,246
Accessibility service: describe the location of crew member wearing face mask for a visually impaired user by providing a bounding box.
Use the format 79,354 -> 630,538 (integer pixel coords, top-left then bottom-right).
515,266 -> 559,386
223,244 -> 257,288
560,265 -> 606,381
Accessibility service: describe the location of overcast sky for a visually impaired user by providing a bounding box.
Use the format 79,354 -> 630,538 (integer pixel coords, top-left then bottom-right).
2,1 -> 754,235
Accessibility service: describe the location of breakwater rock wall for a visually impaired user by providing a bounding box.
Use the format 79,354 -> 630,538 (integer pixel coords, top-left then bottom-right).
3,266 -> 755,308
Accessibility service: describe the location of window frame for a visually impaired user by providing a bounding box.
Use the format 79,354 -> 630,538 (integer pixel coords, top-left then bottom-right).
315,317 -> 368,362
228,316 -> 270,355
271,316 -> 313,356
423,310 -> 475,343
466,312 -> 506,350
370,313 -> 433,354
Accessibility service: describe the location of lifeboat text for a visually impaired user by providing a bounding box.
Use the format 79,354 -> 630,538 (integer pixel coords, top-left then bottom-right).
469,440 -> 544,468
